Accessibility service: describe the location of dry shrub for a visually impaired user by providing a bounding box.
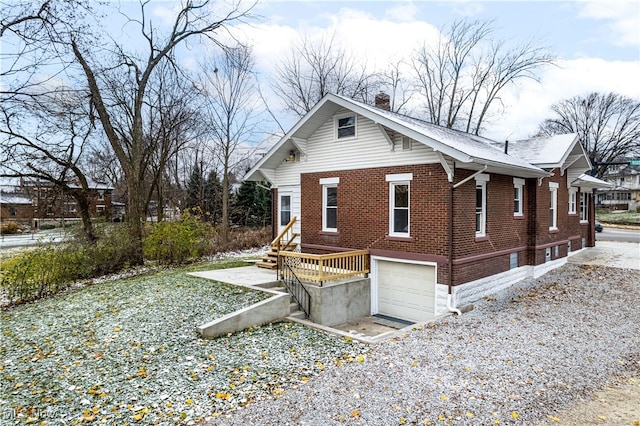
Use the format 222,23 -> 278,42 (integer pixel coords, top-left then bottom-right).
1,221 -> 21,235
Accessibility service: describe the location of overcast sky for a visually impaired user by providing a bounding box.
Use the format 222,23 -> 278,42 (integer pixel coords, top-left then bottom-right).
160,0 -> 630,145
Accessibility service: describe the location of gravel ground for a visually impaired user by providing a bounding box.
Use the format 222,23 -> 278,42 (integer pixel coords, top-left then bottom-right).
208,263 -> 640,426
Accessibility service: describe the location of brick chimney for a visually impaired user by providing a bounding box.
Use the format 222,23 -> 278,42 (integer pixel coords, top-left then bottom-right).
375,92 -> 390,111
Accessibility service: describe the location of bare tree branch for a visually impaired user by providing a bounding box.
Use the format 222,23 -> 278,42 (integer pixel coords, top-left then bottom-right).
537,92 -> 640,177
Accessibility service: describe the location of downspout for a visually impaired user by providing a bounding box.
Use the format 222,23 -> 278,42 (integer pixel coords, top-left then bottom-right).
447,164 -> 488,316
447,180 -> 461,316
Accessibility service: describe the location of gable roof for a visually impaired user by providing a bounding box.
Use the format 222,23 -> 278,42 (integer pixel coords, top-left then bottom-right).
0,193 -> 33,205
246,94 -> 564,182
572,173 -> 612,189
492,134 -> 592,172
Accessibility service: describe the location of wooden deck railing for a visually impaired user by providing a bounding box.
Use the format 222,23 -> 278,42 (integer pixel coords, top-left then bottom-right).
279,249 -> 370,286
271,216 -> 297,252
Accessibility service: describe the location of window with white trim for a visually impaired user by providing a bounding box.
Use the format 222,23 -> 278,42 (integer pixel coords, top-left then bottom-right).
334,113 -> 356,139
475,174 -> 489,237
513,178 -> 524,216
549,182 -> 558,230
568,188 -> 577,214
386,173 -> 412,236
580,191 -> 588,222
320,177 -> 339,232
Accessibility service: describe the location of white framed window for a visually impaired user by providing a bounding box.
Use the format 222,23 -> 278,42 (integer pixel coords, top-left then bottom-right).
320,177 -> 339,232
568,188 -> 577,214
580,191 -> 589,222
549,182 -> 558,230
280,194 -> 291,227
475,174 -> 489,237
334,113 -> 356,139
513,178 -> 524,216
97,190 -> 105,201
386,173 -> 412,237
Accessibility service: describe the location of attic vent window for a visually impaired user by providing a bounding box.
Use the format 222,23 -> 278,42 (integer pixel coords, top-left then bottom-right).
402,136 -> 412,151
335,114 -> 356,139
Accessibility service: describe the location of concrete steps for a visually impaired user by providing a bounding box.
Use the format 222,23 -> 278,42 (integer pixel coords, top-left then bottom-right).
271,285 -> 306,319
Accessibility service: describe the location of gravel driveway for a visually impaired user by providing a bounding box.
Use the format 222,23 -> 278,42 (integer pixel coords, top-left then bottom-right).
207,257 -> 639,425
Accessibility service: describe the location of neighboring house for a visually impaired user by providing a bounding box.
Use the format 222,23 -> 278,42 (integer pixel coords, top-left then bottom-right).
245,93 -> 609,325
596,164 -> 640,211
0,178 -> 115,226
0,192 -> 34,226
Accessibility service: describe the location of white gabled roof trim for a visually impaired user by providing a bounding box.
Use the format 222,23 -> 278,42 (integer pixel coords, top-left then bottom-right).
571,174 -> 612,189
245,93 -> 565,183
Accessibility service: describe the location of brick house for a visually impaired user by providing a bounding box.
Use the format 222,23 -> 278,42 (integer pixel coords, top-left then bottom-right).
0,192 -> 34,227
245,93 -> 609,324
0,178 -> 115,227
18,178 -> 115,224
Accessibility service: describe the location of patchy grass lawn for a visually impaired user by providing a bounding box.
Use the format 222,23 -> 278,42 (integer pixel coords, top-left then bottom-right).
0,267 -> 366,424
596,209 -> 640,225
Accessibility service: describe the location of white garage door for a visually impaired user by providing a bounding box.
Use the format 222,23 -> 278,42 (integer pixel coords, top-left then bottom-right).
377,260 -> 436,322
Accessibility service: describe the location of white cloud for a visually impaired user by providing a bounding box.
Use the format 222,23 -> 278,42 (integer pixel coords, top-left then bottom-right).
222,5 -> 638,143
384,2 -> 420,22
449,0 -> 485,17
579,0 -> 640,46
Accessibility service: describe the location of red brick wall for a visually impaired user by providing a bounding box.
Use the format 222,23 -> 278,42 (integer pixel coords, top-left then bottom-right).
301,164 -> 451,257
0,204 -> 33,222
297,165 -> 592,286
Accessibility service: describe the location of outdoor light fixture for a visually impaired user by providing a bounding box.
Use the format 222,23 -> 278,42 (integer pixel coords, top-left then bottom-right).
288,151 -> 296,162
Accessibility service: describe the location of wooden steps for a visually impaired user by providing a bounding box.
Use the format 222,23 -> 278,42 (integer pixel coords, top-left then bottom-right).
256,247 -> 279,269
256,238 -> 298,270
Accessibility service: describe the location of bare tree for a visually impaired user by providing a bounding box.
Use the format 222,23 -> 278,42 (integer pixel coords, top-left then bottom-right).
2,0 -> 256,263
1,86 -> 100,241
198,45 -> 262,243
67,1 -> 255,263
412,19 -> 555,134
537,92 -> 640,177
378,59 -> 415,113
145,62 -> 206,222
273,32 -> 379,116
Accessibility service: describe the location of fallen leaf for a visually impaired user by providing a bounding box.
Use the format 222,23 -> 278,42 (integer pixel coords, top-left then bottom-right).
350,410 -> 360,418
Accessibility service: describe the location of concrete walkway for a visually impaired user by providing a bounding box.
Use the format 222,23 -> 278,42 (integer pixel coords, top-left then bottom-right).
189,265 -> 279,288
568,241 -> 640,270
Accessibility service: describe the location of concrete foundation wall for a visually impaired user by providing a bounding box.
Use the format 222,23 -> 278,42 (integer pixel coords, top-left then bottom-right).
437,253 -> 574,310
197,293 -> 290,339
305,277 -> 371,326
